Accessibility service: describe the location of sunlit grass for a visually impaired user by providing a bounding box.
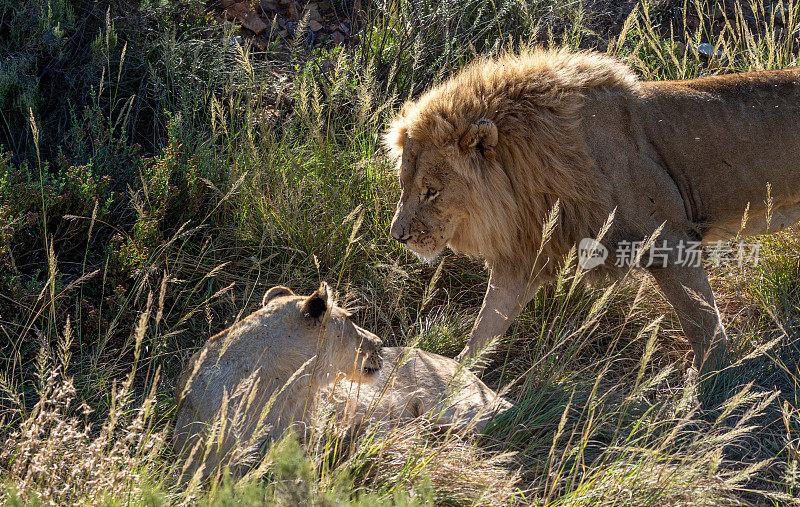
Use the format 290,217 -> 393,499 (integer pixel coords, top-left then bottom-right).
1,0 -> 800,503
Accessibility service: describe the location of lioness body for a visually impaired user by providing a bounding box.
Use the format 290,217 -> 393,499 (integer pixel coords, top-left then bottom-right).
173,283 -> 382,480
325,347 -> 512,433
386,48 -> 800,374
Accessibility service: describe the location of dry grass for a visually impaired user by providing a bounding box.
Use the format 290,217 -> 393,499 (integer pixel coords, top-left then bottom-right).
1,0 -> 800,504
0,318 -> 168,505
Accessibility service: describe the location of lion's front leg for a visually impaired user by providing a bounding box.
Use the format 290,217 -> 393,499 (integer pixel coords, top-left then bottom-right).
456,265 -> 540,368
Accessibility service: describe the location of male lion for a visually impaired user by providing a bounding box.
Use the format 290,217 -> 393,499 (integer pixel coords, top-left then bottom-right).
173,282 -> 383,479
386,48 -> 800,376
324,347 -> 513,434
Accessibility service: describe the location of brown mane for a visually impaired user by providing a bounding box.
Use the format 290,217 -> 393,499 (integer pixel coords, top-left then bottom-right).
385,48 -> 638,273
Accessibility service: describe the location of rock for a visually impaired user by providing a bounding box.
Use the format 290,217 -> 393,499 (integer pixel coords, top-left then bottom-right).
286,1 -> 299,20
242,11 -> 268,34
223,3 -> 249,21
223,2 -> 269,35
331,30 -> 345,44
309,19 -> 323,31
222,35 -> 244,46
692,42 -> 723,58
260,0 -> 278,11
318,0 -> 331,8
304,3 -> 322,21
685,14 -> 701,30
221,0 -> 236,8
339,21 -> 350,34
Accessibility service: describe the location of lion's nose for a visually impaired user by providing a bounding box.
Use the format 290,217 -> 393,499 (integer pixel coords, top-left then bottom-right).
369,337 -> 383,366
392,230 -> 411,243
390,222 -> 410,243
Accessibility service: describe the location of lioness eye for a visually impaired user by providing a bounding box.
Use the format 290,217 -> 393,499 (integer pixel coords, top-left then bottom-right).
425,188 -> 438,200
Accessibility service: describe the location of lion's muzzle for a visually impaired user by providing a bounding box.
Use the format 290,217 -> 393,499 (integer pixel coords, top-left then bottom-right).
361,353 -> 383,375
390,214 -> 410,243
357,329 -> 383,376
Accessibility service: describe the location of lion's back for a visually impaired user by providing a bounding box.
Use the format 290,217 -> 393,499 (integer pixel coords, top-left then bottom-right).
579,67 -> 800,244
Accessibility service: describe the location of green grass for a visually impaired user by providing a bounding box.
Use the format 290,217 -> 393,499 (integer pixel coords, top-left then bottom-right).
1,0 -> 800,504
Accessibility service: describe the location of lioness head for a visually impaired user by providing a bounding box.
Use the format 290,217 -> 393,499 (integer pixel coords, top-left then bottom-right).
262,282 -> 384,379
388,120 -> 504,262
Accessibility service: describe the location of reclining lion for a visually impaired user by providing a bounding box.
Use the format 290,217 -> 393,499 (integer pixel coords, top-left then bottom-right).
174,282 -> 512,479
173,282 -> 383,479
386,47 -> 800,376
323,347 -> 513,434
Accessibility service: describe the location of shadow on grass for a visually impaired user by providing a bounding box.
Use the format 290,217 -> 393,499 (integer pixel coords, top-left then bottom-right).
472,330 -> 800,503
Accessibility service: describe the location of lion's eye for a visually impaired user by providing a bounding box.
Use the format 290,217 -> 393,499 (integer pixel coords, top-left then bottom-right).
424,188 -> 439,200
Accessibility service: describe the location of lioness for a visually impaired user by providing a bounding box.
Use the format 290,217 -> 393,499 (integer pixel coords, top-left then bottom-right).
173,282 -> 383,479
324,347 -> 513,433
386,48 -> 800,375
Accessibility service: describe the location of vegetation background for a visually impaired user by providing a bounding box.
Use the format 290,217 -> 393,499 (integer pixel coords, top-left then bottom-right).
1,0 -> 799,503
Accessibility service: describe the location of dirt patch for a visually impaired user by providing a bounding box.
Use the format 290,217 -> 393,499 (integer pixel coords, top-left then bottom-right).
208,0 -> 358,51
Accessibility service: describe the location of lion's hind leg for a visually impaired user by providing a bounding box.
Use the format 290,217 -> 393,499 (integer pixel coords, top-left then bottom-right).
647,260 -> 729,378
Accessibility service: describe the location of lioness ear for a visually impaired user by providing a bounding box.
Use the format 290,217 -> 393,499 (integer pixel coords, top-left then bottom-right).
263,286 -> 294,306
302,282 -> 333,321
459,119 -> 498,162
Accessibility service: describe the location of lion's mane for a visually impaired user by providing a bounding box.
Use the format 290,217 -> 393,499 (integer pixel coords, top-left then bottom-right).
385,48 -> 639,276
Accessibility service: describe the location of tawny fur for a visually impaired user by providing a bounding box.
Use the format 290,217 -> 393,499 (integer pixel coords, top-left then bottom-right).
386,48 -> 634,268
386,47 -> 800,375
172,283 -> 383,480
322,347 -> 513,434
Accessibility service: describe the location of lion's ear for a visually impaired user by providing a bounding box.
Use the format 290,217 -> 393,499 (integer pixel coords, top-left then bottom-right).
263,286 -> 294,306
459,119 -> 498,162
302,282 -> 334,321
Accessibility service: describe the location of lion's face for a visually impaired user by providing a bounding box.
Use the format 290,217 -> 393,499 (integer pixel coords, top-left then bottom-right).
389,137 -> 472,262
323,306 -> 385,381
262,283 -> 384,380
